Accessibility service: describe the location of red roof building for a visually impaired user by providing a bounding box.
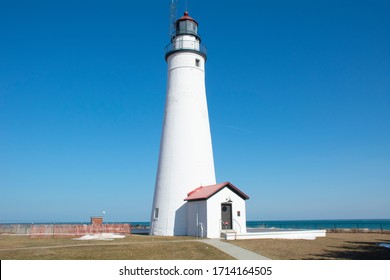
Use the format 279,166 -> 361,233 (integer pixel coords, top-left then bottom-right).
185,182 -> 249,238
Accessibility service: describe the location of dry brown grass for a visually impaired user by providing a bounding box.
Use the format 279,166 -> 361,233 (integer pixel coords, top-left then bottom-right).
2,233 -> 390,260
227,233 -> 390,260
0,235 -> 233,260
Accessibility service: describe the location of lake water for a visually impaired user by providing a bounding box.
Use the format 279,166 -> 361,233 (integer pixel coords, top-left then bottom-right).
129,219 -> 390,230
246,219 -> 390,230
2,219 -> 390,231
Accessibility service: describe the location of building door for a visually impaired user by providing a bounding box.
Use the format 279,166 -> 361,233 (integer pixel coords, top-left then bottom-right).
221,203 -> 232,230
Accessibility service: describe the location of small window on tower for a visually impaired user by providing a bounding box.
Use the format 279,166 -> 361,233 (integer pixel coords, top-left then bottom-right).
154,208 -> 159,219
195,59 -> 200,67
237,211 -> 241,217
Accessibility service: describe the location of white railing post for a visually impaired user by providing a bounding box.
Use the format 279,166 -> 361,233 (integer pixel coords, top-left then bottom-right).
233,219 -> 242,233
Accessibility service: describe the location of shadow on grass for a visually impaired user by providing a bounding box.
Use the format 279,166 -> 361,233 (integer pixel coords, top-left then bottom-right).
305,239 -> 390,260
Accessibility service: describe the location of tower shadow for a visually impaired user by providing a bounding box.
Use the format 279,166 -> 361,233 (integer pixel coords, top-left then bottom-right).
304,238 -> 390,260
173,203 -> 188,236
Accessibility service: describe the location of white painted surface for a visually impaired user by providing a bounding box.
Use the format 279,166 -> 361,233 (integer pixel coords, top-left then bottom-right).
206,188 -> 247,238
173,34 -> 201,51
225,230 -> 327,240
187,187 -> 248,238
150,30 -> 215,236
187,200 -> 208,237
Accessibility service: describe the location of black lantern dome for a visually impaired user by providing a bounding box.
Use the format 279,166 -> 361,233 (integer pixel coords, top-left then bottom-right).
173,11 -> 200,40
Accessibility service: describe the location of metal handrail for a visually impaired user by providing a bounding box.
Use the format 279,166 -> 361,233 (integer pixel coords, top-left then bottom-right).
233,219 -> 242,233
173,30 -> 202,38
220,219 -> 231,237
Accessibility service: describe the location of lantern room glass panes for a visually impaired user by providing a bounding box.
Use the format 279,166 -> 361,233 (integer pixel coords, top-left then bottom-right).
177,20 -> 197,36
187,21 -> 197,34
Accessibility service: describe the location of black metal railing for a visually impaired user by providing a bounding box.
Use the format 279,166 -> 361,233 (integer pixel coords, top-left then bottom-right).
173,30 -> 201,38
165,40 -> 207,60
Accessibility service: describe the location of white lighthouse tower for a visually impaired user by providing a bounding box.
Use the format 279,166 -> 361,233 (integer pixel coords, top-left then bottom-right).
150,11 -> 216,236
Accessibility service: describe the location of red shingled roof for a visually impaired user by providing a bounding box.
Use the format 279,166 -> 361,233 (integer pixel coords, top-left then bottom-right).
177,11 -> 198,25
184,182 -> 249,201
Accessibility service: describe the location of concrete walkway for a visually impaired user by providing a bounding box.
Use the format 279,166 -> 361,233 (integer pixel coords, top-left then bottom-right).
200,239 -> 270,260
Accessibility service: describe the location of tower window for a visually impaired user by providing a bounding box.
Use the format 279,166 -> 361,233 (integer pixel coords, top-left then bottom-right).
195,59 -> 200,67
154,208 -> 159,219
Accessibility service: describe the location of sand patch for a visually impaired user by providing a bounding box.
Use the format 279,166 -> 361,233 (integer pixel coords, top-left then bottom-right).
73,233 -> 126,241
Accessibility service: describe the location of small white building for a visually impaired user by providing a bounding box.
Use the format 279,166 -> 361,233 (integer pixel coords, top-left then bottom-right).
185,182 -> 249,238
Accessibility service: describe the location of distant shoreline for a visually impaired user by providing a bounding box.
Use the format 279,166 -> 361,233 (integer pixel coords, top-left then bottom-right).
1,218 -> 389,224
1,219 -> 390,232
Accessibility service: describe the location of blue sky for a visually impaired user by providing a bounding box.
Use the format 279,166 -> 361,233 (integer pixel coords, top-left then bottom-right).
1,0 -> 389,223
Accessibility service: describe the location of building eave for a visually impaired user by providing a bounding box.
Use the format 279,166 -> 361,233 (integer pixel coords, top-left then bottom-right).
184,182 -> 250,201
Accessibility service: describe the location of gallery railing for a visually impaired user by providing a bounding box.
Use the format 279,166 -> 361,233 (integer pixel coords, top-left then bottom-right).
165,40 -> 207,60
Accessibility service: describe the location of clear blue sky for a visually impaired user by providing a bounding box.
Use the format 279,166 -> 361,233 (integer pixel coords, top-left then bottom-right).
1,0 -> 389,223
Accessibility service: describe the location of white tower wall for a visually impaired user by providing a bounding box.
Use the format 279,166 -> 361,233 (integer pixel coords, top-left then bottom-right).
150,14 -> 216,236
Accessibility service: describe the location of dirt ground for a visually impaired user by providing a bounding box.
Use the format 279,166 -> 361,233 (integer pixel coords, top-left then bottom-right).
227,232 -> 390,260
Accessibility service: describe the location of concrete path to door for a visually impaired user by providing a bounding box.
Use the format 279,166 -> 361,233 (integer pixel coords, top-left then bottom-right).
200,239 -> 271,260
